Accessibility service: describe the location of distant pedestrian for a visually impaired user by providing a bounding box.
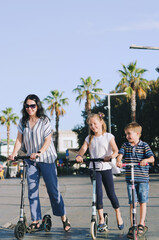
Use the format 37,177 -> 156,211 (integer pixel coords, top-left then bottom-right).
117,122 -> 154,238
0,163 -> 3,172
19,161 -> 24,179
8,94 -> 71,232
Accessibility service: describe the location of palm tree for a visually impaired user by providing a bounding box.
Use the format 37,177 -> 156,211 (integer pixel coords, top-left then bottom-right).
73,76 -> 103,116
44,90 -> 69,151
0,107 -> 19,157
0,108 -> 19,178
116,61 -> 149,121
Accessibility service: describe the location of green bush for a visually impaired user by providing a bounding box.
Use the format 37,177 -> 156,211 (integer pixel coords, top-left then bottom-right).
0,155 -> 7,162
57,152 -> 66,159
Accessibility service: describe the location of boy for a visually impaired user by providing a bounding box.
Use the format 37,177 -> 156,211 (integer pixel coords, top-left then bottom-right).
117,122 -> 154,238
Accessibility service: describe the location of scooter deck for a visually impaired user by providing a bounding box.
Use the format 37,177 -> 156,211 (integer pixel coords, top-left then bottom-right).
26,224 -> 45,233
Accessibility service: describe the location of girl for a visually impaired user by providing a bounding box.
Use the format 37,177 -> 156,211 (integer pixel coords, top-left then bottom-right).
8,94 -> 71,232
76,112 -> 124,231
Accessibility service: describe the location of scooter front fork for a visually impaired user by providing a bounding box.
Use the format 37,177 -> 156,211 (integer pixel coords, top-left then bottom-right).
132,184 -> 137,227
19,209 -> 24,221
92,179 -> 96,217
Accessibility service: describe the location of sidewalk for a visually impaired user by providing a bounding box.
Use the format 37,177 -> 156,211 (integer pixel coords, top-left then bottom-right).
0,174 -> 159,239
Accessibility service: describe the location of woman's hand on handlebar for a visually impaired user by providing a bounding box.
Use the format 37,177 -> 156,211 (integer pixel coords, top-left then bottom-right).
30,153 -> 40,160
76,155 -> 83,163
8,154 -> 16,161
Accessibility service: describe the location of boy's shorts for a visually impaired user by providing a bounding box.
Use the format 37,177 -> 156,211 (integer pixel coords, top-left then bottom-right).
127,182 -> 149,204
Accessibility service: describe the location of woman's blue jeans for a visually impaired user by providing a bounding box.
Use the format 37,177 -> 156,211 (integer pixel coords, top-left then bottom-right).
26,160 -> 66,221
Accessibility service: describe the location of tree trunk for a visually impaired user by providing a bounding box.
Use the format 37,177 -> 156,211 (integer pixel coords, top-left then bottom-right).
85,91 -> 91,135
86,91 -> 91,116
7,126 -> 10,157
7,125 -> 10,177
131,90 -> 136,121
55,112 -> 59,152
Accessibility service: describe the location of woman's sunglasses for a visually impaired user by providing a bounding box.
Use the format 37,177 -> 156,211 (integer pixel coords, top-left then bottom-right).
25,104 -> 36,109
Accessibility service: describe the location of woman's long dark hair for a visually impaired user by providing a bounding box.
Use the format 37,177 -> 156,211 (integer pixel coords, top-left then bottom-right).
21,94 -> 47,127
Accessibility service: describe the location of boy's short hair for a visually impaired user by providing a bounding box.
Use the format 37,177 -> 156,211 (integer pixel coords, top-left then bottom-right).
124,122 -> 142,136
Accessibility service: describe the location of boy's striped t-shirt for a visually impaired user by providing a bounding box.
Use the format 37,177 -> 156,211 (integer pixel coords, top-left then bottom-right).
119,140 -> 154,182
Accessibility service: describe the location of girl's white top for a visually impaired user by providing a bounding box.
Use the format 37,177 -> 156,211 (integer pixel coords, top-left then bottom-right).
85,132 -> 114,171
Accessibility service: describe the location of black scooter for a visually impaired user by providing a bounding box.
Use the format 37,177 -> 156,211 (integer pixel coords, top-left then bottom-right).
75,158 -> 108,240
13,156 -> 52,240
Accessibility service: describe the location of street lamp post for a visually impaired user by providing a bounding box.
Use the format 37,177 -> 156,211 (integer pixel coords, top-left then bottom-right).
129,45 -> 159,73
91,91 -> 127,133
129,45 -> 159,50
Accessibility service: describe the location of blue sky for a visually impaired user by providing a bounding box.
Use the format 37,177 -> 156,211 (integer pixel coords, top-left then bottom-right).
0,0 -> 159,139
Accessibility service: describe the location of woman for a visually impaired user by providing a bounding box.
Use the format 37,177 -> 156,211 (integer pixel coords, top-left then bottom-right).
8,94 -> 71,232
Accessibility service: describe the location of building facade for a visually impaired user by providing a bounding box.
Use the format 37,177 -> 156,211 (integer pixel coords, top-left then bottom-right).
57,130 -> 79,152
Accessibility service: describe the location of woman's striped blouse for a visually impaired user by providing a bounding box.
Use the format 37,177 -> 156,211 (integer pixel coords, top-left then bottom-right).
18,116 -> 57,163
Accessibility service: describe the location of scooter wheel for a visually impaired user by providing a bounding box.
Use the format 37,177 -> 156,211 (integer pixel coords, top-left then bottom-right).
90,220 -> 97,240
132,226 -> 137,240
42,215 -> 52,232
14,221 -> 26,240
104,213 -> 108,230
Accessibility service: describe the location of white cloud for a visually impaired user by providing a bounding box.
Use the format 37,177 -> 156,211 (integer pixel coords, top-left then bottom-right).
115,20 -> 159,32
77,19 -> 159,36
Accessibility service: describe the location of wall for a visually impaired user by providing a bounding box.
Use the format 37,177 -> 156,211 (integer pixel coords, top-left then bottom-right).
58,130 -> 78,152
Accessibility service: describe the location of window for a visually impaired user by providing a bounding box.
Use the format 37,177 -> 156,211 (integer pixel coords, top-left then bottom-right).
63,140 -> 73,148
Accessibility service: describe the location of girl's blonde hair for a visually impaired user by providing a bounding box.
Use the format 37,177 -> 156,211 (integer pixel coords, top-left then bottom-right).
87,112 -> 107,146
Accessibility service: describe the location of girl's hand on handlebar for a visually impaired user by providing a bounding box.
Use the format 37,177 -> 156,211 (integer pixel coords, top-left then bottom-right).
76,155 -> 83,163
116,161 -> 122,168
104,155 -> 111,162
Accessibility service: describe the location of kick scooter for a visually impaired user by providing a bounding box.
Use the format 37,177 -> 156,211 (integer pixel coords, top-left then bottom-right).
83,158 -> 108,240
13,156 -> 52,240
122,162 -> 148,240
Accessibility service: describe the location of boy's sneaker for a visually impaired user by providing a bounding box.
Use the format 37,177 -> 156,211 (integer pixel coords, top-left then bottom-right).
97,223 -> 107,232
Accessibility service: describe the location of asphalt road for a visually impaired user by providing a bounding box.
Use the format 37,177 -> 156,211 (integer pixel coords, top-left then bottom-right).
0,173 -> 159,240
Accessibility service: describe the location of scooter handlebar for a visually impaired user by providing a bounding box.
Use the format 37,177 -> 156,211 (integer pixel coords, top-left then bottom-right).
83,158 -> 104,163
14,155 -> 38,161
122,162 -> 149,167
70,158 -> 105,164
14,156 -> 31,161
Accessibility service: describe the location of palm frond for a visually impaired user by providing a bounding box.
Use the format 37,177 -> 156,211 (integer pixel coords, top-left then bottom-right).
118,70 -> 127,76
92,87 -> 103,92
0,116 -> 6,124
125,86 -> 133,97
93,79 -> 100,87
60,98 -> 69,105
137,88 -> 147,99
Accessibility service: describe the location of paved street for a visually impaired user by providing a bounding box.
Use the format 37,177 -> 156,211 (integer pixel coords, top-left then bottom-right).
0,173 -> 159,240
